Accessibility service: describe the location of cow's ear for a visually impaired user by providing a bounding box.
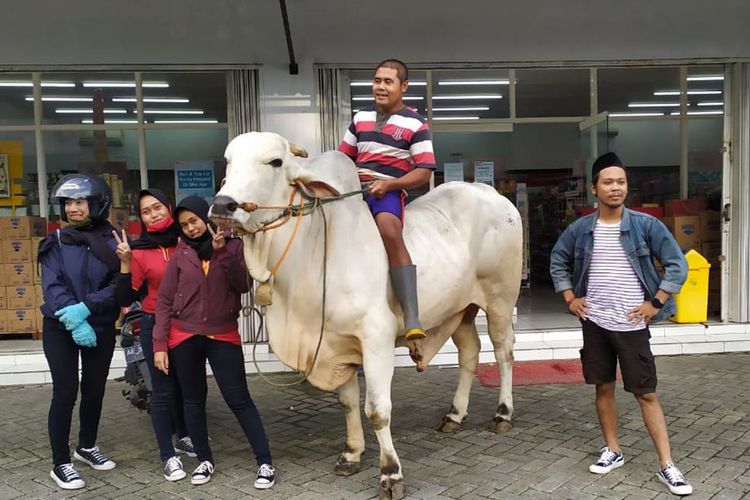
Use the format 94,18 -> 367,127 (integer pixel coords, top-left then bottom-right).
294,179 -> 341,199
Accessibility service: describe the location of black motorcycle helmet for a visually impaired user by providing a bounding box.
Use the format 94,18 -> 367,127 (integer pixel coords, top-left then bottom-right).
51,173 -> 112,223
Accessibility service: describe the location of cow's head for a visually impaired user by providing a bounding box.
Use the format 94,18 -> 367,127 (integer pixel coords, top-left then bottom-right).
210,132 -> 340,233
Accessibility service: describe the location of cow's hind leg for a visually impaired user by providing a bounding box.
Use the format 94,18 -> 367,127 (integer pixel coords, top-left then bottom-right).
363,345 -> 405,500
335,372 -> 365,476
486,306 -> 515,433
438,304 -> 481,433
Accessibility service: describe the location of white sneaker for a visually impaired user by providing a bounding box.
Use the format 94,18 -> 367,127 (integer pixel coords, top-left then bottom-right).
73,445 -> 116,471
191,460 -> 214,485
254,463 -> 276,489
162,456 -> 186,482
589,446 -> 624,474
658,461 -> 693,496
50,463 -> 85,490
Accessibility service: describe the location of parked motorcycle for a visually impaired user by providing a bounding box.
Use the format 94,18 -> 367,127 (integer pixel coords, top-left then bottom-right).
116,302 -> 152,412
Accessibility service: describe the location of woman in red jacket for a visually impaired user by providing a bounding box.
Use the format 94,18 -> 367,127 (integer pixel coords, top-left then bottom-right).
113,189 -> 194,482
153,196 -> 275,489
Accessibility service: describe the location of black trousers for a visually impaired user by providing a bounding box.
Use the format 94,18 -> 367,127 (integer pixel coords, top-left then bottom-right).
170,335 -> 272,466
43,317 -> 116,466
139,314 -> 188,460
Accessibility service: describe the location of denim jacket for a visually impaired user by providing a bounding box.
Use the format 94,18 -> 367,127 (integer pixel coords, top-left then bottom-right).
549,208 -> 688,323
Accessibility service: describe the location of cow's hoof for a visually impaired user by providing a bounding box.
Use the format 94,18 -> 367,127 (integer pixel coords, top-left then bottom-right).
379,477 -> 405,500
333,457 -> 360,476
438,416 -> 462,433
490,418 -> 513,433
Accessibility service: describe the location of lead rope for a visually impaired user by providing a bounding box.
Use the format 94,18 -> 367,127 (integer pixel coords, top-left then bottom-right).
244,198 -> 329,387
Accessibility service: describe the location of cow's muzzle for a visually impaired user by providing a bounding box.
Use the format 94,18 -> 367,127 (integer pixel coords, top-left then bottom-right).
211,195 -> 239,216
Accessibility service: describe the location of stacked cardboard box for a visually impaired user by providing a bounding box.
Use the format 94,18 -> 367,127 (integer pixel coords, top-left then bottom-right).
0,216 -> 46,338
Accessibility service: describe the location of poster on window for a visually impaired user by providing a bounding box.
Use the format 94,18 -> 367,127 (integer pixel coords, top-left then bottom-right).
0,154 -> 9,197
443,162 -> 464,183
174,160 -> 216,204
474,161 -> 494,186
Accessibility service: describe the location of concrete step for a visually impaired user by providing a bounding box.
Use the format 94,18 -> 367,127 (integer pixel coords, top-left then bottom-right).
1,322 -> 749,385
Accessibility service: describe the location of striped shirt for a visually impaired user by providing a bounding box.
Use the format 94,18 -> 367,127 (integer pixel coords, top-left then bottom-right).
587,220 -> 646,331
339,105 -> 436,179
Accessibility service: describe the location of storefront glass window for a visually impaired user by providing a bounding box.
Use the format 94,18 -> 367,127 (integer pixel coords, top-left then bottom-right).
431,70 -> 510,120
0,73 -> 35,126
140,72 -> 228,124
0,131 -> 37,216
40,72 -> 138,126
43,130 -> 142,222
145,128 -> 228,203
598,67 -> 680,117
515,68 -> 590,118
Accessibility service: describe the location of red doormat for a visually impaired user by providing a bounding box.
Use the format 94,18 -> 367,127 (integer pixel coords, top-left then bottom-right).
476,360 -> 619,387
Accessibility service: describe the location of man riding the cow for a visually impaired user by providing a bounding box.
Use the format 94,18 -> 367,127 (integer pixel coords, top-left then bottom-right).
339,59 -> 435,340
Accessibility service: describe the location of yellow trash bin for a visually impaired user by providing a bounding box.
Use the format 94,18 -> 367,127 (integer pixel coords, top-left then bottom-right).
670,249 -> 711,323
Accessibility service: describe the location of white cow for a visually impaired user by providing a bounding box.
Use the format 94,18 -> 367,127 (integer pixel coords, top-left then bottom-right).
210,132 -> 522,499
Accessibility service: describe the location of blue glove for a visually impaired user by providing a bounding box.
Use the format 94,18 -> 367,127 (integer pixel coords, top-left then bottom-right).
71,321 -> 97,348
55,302 -> 91,331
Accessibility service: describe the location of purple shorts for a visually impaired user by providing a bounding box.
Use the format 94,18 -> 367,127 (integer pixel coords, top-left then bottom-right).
365,190 -> 406,222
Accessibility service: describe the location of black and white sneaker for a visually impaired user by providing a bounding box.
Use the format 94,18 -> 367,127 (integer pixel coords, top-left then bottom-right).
162,456 -> 186,482
589,446 -> 624,474
74,446 -> 116,471
174,436 -> 197,457
50,463 -> 85,490
254,463 -> 275,489
658,461 -> 693,495
191,460 -> 214,485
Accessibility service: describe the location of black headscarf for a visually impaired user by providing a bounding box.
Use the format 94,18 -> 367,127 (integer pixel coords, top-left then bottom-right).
174,196 -> 215,261
129,189 -> 181,250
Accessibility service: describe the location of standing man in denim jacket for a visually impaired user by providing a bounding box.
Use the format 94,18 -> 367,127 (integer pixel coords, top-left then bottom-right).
550,152 -> 693,496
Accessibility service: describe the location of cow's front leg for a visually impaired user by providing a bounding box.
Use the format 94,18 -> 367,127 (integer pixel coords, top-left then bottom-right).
334,372 -> 365,476
363,347 -> 405,500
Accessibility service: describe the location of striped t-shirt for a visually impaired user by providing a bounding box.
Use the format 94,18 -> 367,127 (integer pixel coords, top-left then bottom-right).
338,105 -> 436,179
586,220 -> 646,331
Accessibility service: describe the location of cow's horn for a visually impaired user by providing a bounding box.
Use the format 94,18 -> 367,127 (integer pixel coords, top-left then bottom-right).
289,143 -> 308,158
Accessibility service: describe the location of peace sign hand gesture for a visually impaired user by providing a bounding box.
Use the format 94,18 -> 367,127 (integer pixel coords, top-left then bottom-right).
207,225 -> 226,250
112,229 -> 133,264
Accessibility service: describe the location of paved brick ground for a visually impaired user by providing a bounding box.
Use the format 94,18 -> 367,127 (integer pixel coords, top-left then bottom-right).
1,352 -> 749,499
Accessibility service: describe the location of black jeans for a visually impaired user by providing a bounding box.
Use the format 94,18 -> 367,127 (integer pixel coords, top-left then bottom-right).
170,335 -> 272,466
43,317 -> 116,466
139,314 -> 188,460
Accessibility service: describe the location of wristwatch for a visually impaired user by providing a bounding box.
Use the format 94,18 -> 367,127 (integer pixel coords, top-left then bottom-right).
650,297 -> 664,309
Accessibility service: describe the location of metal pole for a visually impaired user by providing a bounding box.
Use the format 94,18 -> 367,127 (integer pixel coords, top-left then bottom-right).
32,73 -> 48,218
679,66 -> 689,199
135,72 -> 148,190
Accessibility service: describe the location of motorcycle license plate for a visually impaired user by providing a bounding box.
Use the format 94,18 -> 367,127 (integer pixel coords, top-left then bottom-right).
124,343 -> 145,364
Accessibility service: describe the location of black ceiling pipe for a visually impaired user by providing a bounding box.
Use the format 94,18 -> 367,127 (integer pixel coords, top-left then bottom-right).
279,0 -> 299,75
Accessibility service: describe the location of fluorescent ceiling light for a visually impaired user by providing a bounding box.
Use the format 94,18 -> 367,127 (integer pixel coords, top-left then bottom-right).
350,81 -> 426,86
654,90 -> 722,96
431,106 -> 490,111
609,112 -> 664,117
113,97 -> 190,103
432,94 -> 502,100
697,101 -> 723,106
628,102 -> 681,108
25,96 -> 93,102
81,119 -> 138,124
438,80 -> 509,85
0,81 -> 75,88
140,109 -> 204,114
670,110 -> 724,116
56,108 -> 127,114
351,96 -> 423,101
686,75 -> 724,81
432,116 -> 480,120
153,119 -> 218,124
83,81 -> 169,88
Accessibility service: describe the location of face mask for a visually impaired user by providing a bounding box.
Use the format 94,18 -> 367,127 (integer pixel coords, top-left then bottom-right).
146,214 -> 175,233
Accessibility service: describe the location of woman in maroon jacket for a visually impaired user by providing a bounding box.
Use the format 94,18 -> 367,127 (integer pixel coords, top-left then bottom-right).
153,196 -> 275,490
